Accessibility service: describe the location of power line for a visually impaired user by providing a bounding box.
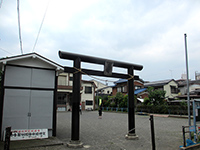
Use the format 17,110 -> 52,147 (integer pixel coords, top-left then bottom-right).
0,47 -> 13,55
32,0 -> 51,52
17,0 -> 23,54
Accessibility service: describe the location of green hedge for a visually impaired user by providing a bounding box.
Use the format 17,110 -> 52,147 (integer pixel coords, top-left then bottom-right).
136,105 -> 192,115
102,105 -> 193,115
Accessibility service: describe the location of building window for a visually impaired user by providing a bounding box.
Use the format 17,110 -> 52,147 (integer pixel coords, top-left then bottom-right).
117,87 -> 121,92
85,86 -> 92,93
57,93 -> 67,104
171,86 -> 178,94
135,86 -> 141,89
69,76 -> 73,81
58,76 -> 66,85
86,100 -> 93,105
117,86 -> 126,93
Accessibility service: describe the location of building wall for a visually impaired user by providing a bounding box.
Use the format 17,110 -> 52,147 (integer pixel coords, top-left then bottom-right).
164,80 -> 178,99
8,56 -> 57,69
58,72 -> 73,86
112,87 -> 117,96
92,80 -> 112,95
92,80 -> 105,91
179,86 -> 185,95
190,84 -> 200,91
81,81 -> 95,110
179,84 -> 200,95
57,72 -> 73,111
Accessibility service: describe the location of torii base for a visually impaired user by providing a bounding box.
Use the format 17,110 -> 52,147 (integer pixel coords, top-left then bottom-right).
125,133 -> 139,140
67,140 -> 83,148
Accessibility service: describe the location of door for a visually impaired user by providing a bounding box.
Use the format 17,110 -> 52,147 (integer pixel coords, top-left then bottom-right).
2,89 -> 30,132
30,90 -> 53,129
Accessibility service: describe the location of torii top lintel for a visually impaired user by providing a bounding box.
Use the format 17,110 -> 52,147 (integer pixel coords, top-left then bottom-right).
59,51 -> 143,71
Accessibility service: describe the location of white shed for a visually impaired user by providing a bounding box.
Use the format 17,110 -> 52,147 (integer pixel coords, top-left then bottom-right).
0,53 -> 63,140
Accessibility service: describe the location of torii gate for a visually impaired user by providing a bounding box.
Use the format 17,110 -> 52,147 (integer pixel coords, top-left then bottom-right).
59,51 -> 143,147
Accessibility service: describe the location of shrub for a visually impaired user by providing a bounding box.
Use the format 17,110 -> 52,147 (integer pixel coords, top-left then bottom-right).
119,95 -> 128,108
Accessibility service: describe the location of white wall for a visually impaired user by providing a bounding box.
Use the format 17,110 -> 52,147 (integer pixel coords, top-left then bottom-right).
164,80 -> 178,99
81,82 -> 95,110
58,72 -> 73,86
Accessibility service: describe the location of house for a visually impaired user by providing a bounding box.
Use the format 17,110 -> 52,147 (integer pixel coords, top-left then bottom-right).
177,79 -> 200,95
112,78 -> 147,102
134,88 -> 148,101
112,78 -> 145,95
144,79 -> 179,100
57,73 -> 96,111
57,72 -> 73,111
81,80 -> 96,110
176,79 -> 200,99
0,53 -> 63,139
91,79 -> 112,97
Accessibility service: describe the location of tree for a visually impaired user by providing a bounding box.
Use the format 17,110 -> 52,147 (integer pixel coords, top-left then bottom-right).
103,95 -> 108,101
115,92 -> 124,107
103,95 -> 115,107
144,87 -> 166,106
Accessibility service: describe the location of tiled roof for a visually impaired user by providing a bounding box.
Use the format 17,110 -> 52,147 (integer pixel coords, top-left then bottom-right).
144,79 -> 174,87
134,88 -> 147,94
178,80 -> 200,86
114,78 -> 144,84
114,79 -> 127,84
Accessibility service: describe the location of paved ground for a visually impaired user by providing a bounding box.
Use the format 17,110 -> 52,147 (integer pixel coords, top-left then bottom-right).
0,111 -> 189,150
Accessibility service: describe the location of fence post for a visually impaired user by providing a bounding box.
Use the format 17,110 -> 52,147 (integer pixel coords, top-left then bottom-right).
4,127 -> 12,150
149,115 -> 156,150
182,126 -> 186,147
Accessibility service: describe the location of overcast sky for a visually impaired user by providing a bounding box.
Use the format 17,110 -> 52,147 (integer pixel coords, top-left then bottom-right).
0,0 -> 200,83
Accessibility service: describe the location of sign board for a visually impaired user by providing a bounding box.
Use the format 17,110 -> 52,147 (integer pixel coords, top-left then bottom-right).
8,129 -> 48,141
198,127 -> 200,133
189,126 -> 196,132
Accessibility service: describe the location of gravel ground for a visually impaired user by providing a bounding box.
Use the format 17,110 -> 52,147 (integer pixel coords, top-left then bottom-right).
56,111 -> 188,150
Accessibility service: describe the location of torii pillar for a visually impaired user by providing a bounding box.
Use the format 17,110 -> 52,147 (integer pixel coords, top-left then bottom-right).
125,66 -> 139,139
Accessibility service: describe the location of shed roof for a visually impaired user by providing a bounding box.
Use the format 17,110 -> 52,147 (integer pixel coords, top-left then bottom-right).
0,52 -> 63,71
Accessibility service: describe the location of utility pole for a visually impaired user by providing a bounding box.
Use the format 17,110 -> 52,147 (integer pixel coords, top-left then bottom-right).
184,33 -> 191,131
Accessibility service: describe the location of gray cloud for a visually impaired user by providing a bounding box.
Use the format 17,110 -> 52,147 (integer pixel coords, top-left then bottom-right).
0,0 -> 200,82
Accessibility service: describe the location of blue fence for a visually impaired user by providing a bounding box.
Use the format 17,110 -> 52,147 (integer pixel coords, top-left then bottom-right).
102,107 -> 128,112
